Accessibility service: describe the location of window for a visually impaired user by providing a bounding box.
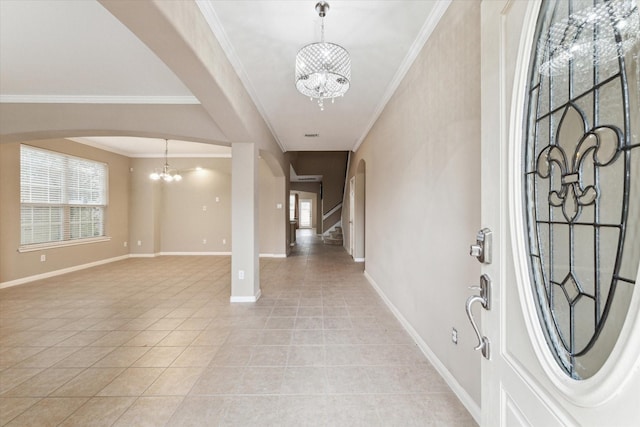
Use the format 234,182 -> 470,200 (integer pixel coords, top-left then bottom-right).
20,145 -> 108,248
522,0 -> 640,379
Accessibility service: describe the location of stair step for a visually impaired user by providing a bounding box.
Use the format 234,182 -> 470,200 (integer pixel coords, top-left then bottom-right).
323,237 -> 343,246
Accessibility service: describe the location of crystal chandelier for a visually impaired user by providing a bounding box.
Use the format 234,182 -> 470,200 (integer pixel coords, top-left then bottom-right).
538,0 -> 639,76
295,1 -> 351,110
149,139 -> 182,182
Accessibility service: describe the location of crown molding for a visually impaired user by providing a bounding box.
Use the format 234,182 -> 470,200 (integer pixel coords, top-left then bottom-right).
352,0 -> 452,152
69,137 -> 231,158
195,0 -> 286,153
0,95 -> 200,104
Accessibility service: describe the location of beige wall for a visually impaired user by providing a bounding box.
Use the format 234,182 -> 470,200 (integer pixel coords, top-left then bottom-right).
129,157 -> 162,255
343,0 -> 482,405
259,161 -> 287,256
142,157 -> 233,253
0,139 -> 130,283
130,156 -> 286,256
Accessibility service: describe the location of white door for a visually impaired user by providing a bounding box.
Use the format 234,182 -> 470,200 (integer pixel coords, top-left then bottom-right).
479,0 -> 640,425
299,199 -> 312,228
349,176 -> 355,256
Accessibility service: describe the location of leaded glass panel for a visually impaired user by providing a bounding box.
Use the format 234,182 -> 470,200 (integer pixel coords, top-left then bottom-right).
523,0 -> 640,379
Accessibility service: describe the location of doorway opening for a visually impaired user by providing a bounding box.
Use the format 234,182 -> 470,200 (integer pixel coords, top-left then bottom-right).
354,159 -> 366,262
299,199 -> 312,228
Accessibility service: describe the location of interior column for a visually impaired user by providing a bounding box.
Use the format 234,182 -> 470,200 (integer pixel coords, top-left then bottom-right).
231,142 -> 261,302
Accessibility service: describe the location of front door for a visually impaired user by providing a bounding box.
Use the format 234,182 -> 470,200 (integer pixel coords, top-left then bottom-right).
479,0 -> 640,425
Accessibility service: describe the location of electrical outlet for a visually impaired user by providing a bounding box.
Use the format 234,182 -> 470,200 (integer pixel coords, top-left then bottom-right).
215,197 -> 220,202
202,238 -> 207,244
137,240 -> 142,246
238,270 -> 245,280
202,205 -> 207,211
451,328 -> 458,344
223,238 -> 226,245
124,241 -> 128,247
40,254 -> 46,262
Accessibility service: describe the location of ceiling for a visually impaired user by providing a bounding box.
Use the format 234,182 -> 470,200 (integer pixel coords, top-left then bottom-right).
0,0 -> 446,155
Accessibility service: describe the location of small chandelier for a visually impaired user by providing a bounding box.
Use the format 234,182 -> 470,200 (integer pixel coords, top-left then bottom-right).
149,139 -> 182,182
295,1 -> 351,110
538,0 -> 639,76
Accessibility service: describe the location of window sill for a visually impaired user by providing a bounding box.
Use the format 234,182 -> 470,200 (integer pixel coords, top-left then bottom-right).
18,237 -> 112,253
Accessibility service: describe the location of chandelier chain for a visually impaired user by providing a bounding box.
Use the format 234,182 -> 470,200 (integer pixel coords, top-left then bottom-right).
149,139 -> 182,182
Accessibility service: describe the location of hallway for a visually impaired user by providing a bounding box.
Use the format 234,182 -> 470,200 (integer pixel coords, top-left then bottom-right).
0,231 -> 475,426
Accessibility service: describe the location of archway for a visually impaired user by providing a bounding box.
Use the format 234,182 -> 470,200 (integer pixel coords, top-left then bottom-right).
354,159 -> 366,262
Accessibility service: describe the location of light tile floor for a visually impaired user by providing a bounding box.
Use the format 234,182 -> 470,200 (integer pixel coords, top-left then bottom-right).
0,231 -> 477,426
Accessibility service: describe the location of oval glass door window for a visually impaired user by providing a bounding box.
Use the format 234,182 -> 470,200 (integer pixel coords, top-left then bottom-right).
523,0 -> 640,379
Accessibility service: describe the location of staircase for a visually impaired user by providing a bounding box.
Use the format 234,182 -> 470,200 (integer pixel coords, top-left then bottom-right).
323,226 -> 343,246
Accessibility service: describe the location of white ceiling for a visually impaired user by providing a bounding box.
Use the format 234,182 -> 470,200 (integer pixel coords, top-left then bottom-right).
0,0 -> 446,154
0,0 -> 196,102
199,0 -> 444,151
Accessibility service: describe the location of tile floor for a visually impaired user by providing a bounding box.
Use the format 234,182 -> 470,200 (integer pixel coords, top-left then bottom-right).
0,231 -> 477,426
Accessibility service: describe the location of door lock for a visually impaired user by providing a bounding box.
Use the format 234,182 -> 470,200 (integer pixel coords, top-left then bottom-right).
470,228 -> 492,264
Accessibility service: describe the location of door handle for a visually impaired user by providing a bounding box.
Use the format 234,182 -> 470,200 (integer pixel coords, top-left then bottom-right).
466,274 -> 491,359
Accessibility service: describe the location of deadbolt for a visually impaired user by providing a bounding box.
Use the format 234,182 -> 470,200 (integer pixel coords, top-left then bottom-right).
469,228 -> 492,264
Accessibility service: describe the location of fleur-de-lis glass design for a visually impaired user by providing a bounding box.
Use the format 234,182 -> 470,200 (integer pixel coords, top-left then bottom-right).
525,0 -> 640,381
536,105 -> 622,223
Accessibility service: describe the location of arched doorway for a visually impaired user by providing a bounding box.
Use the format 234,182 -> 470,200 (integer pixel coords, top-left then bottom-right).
354,159 -> 366,262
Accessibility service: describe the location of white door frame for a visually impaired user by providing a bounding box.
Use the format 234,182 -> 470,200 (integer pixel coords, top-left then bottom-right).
349,176 -> 355,256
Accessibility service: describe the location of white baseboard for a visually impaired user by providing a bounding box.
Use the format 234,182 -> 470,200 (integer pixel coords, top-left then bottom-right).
353,257 -> 365,263
363,270 -> 481,424
259,253 -> 286,258
133,252 -> 284,258
158,251 -> 231,256
230,289 -> 262,303
0,255 -> 130,289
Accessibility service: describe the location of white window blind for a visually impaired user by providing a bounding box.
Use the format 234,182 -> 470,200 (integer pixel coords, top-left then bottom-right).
20,145 -> 108,247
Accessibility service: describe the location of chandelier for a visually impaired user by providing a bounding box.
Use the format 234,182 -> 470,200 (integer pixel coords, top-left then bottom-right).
295,1 -> 351,110
538,0 -> 639,76
149,139 -> 182,182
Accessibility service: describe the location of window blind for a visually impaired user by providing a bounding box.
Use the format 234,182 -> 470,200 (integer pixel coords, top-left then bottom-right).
20,145 -> 108,246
